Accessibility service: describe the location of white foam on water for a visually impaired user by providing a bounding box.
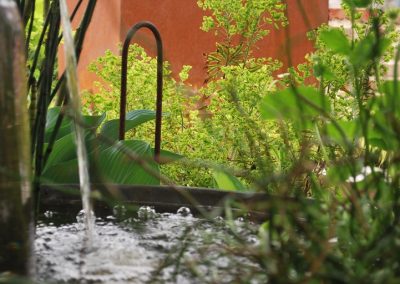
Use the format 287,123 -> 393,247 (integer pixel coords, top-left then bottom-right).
35,209 -> 265,283
35,221 -> 156,283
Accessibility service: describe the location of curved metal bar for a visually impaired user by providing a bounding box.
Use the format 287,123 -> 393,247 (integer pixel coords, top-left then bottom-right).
119,21 -> 163,163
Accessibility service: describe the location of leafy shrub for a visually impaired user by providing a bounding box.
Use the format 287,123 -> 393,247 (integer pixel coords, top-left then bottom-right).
85,43 -> 291,188
84,0 -> 291,188
247,2 -> 400,281
197,0 -> 286,80
17,0 -> 400,282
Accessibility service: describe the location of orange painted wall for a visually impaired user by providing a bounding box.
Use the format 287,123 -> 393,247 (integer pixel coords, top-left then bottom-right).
63,0 -> 328,91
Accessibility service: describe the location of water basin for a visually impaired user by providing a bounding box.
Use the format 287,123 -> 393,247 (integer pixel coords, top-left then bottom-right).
35,206 -> 265,283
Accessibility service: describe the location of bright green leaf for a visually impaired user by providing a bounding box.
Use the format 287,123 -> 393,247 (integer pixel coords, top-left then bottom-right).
319,29 -> 351,55
156,149 -> 185,165
260,86 -> 330,121
100,110 -> 156,141
325,120 -> 360,145
212,169 -> 246,191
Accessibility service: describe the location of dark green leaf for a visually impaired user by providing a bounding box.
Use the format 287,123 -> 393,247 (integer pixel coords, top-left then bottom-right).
82,112 -> 106,130
379,80 -> 400,112
45,107 -> 63,130
343,0 -> 372,8
313,62 -> 336,81
42,159 -> 79,184
45,107 -> 105,142
350,36 -> 390,67
369,138 -> 388,150
45,107 -> 72,142
98,140 -> 160,185
44,133 -> 76,168
44,132 -> 98,169
350,35 -> 374,67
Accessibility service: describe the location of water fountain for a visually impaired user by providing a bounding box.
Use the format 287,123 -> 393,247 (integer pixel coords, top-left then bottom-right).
59,0 -> 94,245
0,1 -> 272,282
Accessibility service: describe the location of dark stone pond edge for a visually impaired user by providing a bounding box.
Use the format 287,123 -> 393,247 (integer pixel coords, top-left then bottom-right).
39,184 -> 311,222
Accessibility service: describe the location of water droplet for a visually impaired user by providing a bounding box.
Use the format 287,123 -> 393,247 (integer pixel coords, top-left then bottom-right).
236,217 -> 244,222
137,206 -> 157,220
328,237 -> 338,244
44,210 -> 55,219
76,209 -> 95,224
177,207 -> 191,217
112,205 -> 127,218
214,216 -> 224,223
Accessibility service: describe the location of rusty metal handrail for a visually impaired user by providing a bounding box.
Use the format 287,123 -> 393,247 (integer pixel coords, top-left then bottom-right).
119,21 -> 163,163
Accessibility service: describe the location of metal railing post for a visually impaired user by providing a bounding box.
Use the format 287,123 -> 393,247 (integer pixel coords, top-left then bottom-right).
119,21 -> 163,163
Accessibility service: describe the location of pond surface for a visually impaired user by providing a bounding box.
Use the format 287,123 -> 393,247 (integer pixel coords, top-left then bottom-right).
35,207 -> 266,283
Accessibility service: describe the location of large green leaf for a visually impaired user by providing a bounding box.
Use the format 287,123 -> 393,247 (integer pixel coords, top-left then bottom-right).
97,140 -> 160,185
212,169 -> 246,191
44,139 -> 160,185
41,159 -> 79,184
319,29 -> 351,55
150,149 -> 185,165
100,110 -> 156,141
83,112 -> 107,130
325,120 -> 360,145
44,132 -> 99,169
45,107 -> 63,130
379,80 -> 400,113
45,107 -> 72,143
44,107 -> 105,142
350,35 -> 390,68
260,86 -> 330,122
44,133 -> 77,168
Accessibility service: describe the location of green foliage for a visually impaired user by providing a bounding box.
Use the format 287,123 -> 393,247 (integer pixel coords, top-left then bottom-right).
249,3 -> 400,281
20,0 -> 99,200
86,43 -> 285,188
319,29 -> 351,55
15,0 -> 400,282
212,169 -> 246,191
99,109 -> 156,141
41,107 -> 161,185
260,86 -> 331,122
197,0 -> 286,80
26,0 -> 45,70
197,0 -> 286,37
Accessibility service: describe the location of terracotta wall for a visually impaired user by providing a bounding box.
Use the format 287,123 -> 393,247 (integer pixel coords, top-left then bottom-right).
63,0 -> 328,91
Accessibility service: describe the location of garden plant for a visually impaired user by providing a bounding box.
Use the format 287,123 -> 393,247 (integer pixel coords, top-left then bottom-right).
84,0 -> 400,282
1,0 -> 400,282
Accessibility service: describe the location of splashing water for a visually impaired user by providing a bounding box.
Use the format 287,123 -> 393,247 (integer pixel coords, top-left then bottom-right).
35,207 -> 263,283
59,0 -> 94,243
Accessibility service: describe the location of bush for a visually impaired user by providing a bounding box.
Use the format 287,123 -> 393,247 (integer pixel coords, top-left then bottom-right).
85,45 -> 287,188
